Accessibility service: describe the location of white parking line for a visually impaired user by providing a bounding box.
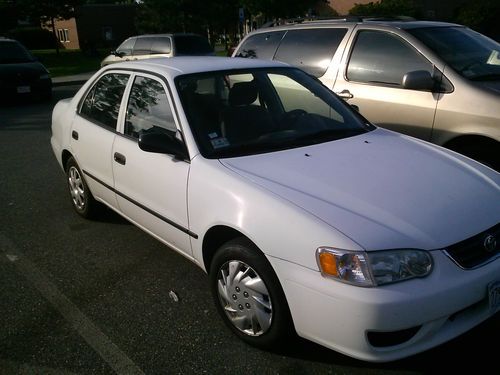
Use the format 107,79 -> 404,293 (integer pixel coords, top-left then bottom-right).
0,233 -> 145,375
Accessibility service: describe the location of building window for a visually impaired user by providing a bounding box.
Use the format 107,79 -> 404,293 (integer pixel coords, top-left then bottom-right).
57,29 -> 70,43
102,27 -> 113,41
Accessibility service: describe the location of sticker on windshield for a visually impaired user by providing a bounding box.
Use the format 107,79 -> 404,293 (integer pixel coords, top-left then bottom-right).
211,137 -> 230,149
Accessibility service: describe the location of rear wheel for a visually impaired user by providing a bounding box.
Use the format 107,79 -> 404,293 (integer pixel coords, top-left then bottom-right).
209,238 -> 294,349
65,157 -> 99,218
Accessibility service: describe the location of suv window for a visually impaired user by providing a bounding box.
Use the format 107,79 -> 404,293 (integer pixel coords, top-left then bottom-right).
173,35 -> 213,55
116,38 -> 135,56
274,28 -> 348,77
150,37 -> 171,54
125,76 -> 176,138
133,37 -> 154,55
235,31 -> 286,59
347,30 -> 433,86
80,73 -> 129,129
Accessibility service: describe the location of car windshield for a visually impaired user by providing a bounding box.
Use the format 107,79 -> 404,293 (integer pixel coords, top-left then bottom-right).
176,67 -> 373,158
408,26 -> 500,81
0,41 -> 34,64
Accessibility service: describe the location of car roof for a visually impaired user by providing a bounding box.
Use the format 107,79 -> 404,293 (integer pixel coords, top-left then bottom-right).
127,33 -> 205,39
103,56 -> 289,77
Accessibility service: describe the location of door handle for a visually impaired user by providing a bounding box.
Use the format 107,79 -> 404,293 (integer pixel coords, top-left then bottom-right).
336,89 -> 354,100
114,152 -> 126,165
72,130 -> 79,140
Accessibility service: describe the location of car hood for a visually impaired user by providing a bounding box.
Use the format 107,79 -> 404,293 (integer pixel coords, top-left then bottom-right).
220,129 -> 500,251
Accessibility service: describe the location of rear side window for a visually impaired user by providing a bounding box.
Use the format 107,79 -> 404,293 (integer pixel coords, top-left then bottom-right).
347,30 -> 433,86
274,28 -> 348,77
133,37 -> 153,55
235,31 -> 286,59
150,37 -> 171,54
173,35 -> 213,55
80,73 -> 129,129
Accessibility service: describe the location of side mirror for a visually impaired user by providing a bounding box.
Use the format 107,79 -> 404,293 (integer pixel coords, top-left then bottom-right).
402,70 -> 435,91
112,50 -> 125,57
138,131 -> 189,160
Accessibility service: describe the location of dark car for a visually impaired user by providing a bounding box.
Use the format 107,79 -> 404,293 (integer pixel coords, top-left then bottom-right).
0,38 -> 52,101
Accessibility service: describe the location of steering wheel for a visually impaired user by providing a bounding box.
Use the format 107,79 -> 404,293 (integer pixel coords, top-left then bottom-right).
281,109 -> 307,129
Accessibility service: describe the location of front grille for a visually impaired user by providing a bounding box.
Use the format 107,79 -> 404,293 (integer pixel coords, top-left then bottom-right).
445,223 -> 500,269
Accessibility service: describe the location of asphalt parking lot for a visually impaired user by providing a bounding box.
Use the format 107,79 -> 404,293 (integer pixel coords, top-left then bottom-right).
0,86 -> 498,374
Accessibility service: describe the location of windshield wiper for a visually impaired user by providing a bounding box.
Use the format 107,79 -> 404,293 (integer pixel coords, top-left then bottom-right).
469,73 -> 500,81
290,128 -> 364,146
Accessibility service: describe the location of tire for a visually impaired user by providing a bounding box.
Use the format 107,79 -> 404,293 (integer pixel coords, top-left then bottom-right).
209,237 -> 294,349
65,157 -> 99,219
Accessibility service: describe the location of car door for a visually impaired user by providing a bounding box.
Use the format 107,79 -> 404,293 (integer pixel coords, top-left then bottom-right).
112,73 -> 192,256
333,28 -> 440,141
70,72 -> 130,209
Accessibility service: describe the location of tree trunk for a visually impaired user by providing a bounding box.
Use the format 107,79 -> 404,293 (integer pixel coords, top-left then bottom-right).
51,17 -> 60,55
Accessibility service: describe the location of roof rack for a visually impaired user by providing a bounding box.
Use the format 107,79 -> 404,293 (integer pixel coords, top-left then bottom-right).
259,15 -> 415,28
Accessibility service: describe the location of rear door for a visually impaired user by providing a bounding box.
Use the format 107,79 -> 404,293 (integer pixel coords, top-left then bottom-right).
70,72 -> 130,208
333,27 -> 440,141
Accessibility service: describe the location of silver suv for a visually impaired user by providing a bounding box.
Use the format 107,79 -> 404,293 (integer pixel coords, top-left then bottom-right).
233,19 -> 500,170
101,33 -> 213,67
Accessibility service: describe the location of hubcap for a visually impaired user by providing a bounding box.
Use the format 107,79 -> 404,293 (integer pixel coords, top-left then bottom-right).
216,260 -> 272,336
68,166 -> 86,210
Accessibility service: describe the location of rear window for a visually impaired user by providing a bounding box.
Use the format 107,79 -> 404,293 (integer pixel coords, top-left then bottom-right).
235,31 -> 286,59
274,28 -> 348,77
173,35 -> 213,55
0,41 -> 34,64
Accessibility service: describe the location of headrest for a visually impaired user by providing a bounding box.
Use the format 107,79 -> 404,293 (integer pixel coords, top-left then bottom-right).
228,81 -> 258,106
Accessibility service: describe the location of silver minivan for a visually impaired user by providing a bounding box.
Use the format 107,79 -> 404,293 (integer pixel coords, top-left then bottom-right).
233,19 -> 500,170
101,33 -> 213,67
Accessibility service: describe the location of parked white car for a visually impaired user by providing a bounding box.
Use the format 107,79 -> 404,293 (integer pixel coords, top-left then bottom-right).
51,57 -> 500,362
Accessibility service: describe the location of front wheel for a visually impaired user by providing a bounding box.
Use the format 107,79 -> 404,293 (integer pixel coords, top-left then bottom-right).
209,238 -> 294,349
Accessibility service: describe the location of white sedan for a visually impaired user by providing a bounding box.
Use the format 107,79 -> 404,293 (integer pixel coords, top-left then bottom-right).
51,57 -> 500,362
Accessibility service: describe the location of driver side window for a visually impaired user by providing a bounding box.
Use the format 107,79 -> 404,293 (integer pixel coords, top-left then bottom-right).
347,30 -> 433,86
125,76 -> 176,139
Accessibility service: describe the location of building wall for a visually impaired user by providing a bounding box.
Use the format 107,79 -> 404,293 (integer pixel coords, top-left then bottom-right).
75,4 -> 137,52
328,0 -> 376,16
52,18 -> 80,49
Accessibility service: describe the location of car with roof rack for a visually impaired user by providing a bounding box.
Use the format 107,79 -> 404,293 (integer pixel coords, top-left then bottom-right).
233,18 -> 500,171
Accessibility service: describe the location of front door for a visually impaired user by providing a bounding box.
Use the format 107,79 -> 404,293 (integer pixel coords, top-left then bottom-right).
112,74 -> 192,256
333,29 -> 439,141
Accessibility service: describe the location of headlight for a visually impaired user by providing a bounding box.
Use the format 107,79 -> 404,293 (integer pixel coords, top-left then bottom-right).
317,247 -> 433,287
40,73 -> 50,79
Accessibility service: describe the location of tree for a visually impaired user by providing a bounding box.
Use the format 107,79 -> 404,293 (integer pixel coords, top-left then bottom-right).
455,0 -> 500,38
240,0 -> 319,20
349,0 -> 420,18
15,0 -> 84,53
135,0 -> 239,43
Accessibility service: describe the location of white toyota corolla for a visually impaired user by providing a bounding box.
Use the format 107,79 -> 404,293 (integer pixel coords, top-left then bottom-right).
51,57 -> 500,362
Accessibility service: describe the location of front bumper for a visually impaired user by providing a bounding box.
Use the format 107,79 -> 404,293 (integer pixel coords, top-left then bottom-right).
268,250 -> 499,362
